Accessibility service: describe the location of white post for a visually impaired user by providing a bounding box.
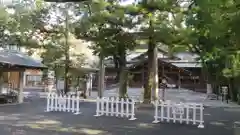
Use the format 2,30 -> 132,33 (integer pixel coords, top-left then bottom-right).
180,103 -> 183,124
167,102 -> 170,122
193,104 -> 196,125
116,97 -> 119,117
53,93 -> 57,111
101,97 -> 105,115
50,93 -> 54,111
74,92 -> 81,115
106,97 -> 109,116
59,95 -> 62,112
160,101 -> 164,121
152,100 -> 160,123
63,95 -> 66,112
186,104 -> 189,124
120,98 -> 124,117
126,98 -> 129,118
71,95 -> 75,113
110,97 -> 114,116
94,97 -> 100,116
129,99 -> 136,120
198,104 -> 204,128
45,93 -> 50,112
67,94 -> 71,112
173,103 -> 176,123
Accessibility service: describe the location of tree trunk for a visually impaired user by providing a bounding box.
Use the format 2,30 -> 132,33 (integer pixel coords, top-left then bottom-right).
152,44 -> 159,101
143,18 -> 155,104
98,53 -> 105,98
64,5 -> 70,94
119,48 -> 127,98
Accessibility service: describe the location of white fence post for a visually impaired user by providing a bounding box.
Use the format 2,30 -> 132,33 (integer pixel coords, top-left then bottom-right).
198,104 -> 204,128
51,93 -> 55,111
45,92 -> 82,115
71,95 -> 75,113
116,97 -> 119,117
106,97 -> 109,116
94,97 -> 100,116
152,100 -> 160,123
126,98 -> 129,118
161,101 -> 164,122
67,94 -> 71,112
53,94 -> 57,111
63,95 -> 66,112
193,104 -> 196,125
186,104 -> 189,124
152,100 -> 204,128
59,95 -> 62,112
74,92 -> 81,115
129,99 -> 136,120
120,98 -> 124,117
110,97 -> 114,116
94,97 -> 136,120
167,102 -> 170,122
45,93 -> 50,112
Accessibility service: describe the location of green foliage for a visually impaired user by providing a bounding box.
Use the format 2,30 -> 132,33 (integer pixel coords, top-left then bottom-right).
0,0 -> 49,49
184,0 -> 240,101
75,0 -> 138,57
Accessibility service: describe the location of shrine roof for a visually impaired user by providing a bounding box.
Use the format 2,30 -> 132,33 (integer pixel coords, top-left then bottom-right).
0,48 -> 46,69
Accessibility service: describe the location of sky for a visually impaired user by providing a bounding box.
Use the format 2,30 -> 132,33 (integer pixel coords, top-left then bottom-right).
121,0 -> 135,5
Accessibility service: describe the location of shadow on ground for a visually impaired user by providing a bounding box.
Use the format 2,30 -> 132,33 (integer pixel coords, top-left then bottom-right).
0,99 -> 238,135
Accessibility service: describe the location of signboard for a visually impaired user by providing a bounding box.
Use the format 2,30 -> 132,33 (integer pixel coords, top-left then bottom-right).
58,98 -> 66,105
172,104 -> 184,115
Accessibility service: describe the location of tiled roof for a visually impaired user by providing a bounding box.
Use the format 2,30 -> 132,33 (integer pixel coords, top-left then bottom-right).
0,48 -> 45,68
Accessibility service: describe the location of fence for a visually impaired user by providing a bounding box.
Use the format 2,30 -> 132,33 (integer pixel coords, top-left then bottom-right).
94,97 -> 136,120
45,92 -> 81,115
153,100 -> 204,128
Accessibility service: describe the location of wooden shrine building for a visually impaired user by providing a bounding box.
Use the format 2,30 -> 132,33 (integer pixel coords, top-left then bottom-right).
0,48 -> 46,103
104,48 -> 206,92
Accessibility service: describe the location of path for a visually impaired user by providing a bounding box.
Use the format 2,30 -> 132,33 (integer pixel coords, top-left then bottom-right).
0,99 -> 239,135
89,88 -> 239,108
23,87 -> 239,108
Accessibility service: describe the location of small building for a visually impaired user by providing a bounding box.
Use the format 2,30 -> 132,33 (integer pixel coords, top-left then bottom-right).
0,48 -> 46,103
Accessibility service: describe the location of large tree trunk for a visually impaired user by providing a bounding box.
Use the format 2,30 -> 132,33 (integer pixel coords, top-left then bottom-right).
98,53 -> 105,98
119,47 -> 127,98
113,55 -> 120,82
144,18 -> 155,104
64,5 -> 70,94
144,42 -> 155,103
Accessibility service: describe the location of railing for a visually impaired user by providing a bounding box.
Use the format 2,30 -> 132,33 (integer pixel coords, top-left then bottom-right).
94,97 -> 136,120
45,92 -> 81,115
153,100 -> 204,128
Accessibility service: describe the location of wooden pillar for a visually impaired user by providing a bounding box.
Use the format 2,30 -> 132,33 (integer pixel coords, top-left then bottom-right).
23,71 -> 26,88
18,71 -> 24,103
0,71 -> 3,93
